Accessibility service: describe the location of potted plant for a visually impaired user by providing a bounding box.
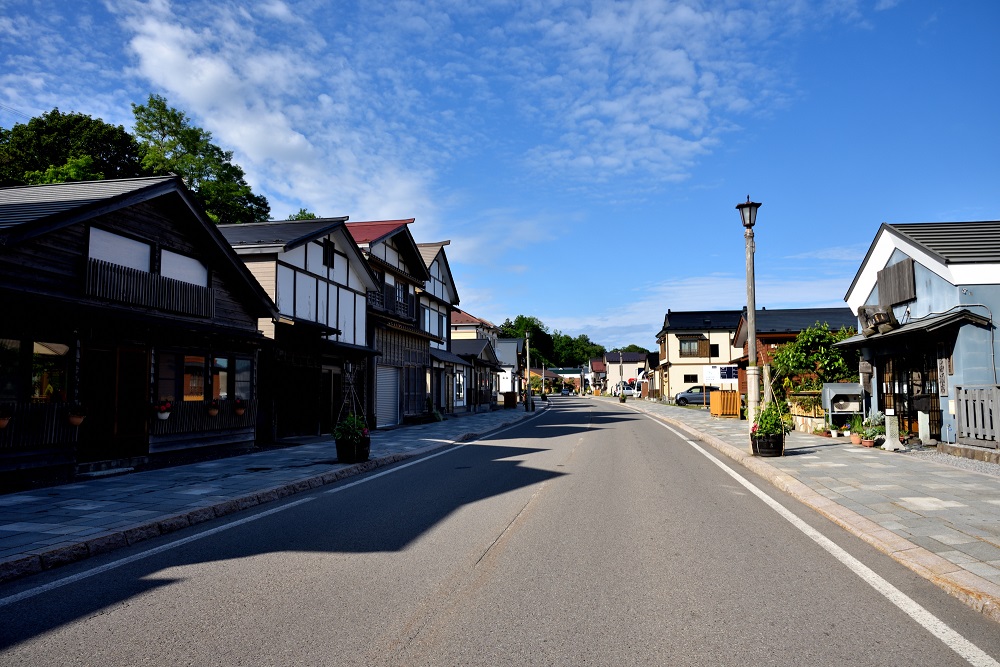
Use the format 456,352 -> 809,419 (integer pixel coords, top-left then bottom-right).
861,409 -> 885,447
751,400 -> 791,457
207,398 -> 220,417
333,413 -> 370,463
67,401 -> 86,427
830,423 -> 840,438
0,403 -> 12,429
155,399 -> 173,420
233,397 -> 246,416
849,414 -> 864,445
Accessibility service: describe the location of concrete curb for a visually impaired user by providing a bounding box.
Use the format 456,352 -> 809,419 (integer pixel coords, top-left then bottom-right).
640,407 -> 1000,625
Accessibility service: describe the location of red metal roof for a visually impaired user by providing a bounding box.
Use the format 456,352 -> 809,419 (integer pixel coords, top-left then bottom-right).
345,219 -> 414,244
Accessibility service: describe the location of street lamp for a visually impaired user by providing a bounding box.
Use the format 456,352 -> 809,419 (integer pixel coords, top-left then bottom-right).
737,196 -> 762,432
525,332 -> 531,412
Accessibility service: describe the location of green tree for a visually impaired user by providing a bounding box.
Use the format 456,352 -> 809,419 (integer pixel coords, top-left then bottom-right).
770,323 -> 859,397
499,315 -> 554,365
131,94 -> 270,224
288,208 -> 318,220
0,108 -> 146,186
552,331 -> 605,367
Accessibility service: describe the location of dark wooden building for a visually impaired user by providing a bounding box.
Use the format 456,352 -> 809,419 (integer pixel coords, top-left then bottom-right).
0,177 -> 276,478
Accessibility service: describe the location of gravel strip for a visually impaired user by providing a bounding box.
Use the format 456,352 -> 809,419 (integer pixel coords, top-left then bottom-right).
906,449 -> 1000,478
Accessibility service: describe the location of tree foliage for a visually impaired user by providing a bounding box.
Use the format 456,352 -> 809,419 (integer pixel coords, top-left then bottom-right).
498,315 -> 554,366
0,108 -> 145,186
552,331 -> 605,367
131,94 -> 270,224
288,208 -> 318,220
770,323 -> 860,396
611,344 -> 651,354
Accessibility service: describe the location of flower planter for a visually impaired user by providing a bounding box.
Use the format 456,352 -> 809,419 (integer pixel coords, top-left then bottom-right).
336,436 -> 371,464
850,434 -> 862,445
235,408 -> 246,416
751,434 -> 784,457
68,414 -> 86,427
0,416 -> 9,429
208,408 -> 219,417
157,411 -> 171,421
861,439 -> 875,448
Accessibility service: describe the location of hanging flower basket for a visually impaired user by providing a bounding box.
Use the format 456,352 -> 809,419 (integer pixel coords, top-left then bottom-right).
67,401 -> 86,427
0,404 -> 12,429
155,399 -> 173,420
334,414 -> 370,463
207,399 -> 220,417
234,397 -> 246,416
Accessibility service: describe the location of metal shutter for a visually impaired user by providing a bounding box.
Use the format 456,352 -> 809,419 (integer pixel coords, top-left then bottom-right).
376,366 -> 400,428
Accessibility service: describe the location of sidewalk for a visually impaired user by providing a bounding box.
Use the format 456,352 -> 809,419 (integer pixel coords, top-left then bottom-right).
3,397 -> 1000,626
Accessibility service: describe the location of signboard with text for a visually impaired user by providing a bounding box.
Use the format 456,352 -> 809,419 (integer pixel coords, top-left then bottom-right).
703,365 -> 739,384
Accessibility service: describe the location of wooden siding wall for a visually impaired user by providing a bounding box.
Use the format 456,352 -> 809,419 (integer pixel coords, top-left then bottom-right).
878,257 -> 917,307
0,199 -> 262,332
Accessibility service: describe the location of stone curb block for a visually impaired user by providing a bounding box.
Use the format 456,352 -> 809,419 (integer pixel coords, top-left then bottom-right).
639,406 -> 1000,625
86,533 -> 128,557
0,555 -> 42,584
39,543 -> 89,570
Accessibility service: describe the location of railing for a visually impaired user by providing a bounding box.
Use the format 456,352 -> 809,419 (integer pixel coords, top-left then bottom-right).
956,385 -> 1000,448
367,285 -> 414,321
86,258 -> 215,318
149,398 -> 257,436
0,402 -> 79,452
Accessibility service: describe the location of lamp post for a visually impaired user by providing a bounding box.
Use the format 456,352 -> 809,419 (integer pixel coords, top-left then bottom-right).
525,333 -> 531,412
737,195 -> 762,432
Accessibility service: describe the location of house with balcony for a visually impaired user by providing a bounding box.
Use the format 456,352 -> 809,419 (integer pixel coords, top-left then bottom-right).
450,308 -> 501,411
587,358 -> 607,394
417,241 -> 467,415
655,310 -> 743,400
219,218 -> 379,439
0,176 -> 275,478
347,220 -> 434,428
837,221 -> 1000,448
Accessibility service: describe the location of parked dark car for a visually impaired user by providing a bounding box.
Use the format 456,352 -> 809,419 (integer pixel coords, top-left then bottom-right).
674,385 -> 719,406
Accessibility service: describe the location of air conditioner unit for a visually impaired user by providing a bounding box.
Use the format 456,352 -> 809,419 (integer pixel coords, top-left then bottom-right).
832,398 -> 861,413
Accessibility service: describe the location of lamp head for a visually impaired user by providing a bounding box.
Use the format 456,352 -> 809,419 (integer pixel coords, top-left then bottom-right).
736,195 -> 761,229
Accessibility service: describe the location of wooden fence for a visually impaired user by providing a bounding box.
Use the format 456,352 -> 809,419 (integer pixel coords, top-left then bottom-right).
956,385 -> 1000,448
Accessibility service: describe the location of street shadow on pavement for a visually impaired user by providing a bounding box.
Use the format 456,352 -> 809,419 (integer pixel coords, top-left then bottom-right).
0,441 -> 566,649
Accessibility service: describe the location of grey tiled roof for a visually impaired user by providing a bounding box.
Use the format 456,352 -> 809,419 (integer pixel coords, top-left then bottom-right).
887,221 -> 1000,264
755,307 -> 856,333
661,310 -> 743,332
218,218 -> 349,249
0,176 -> 176,230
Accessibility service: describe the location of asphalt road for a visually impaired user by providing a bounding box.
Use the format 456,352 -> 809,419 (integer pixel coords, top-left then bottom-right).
3,397 -> 1000,666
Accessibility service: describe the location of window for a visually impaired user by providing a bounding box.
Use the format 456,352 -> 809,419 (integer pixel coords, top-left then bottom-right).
161,250 -> 208,287
322,240 -> 336,269
683,374 -> 698,383
184,355 -> 206,401
234,358 -> 252,400
158,353 -> 178,402
0,339 -> 21,402
455,372 -> 465,400
709,344 -> 719,357
679,340 -> 700,357
212,357 -> 229,400
89,228 -> 150,272
32,342 -> 69,402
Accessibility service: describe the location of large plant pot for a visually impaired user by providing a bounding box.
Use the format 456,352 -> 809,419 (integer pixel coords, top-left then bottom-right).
336,436 -> 371,464
850,434 -> 862,445
861,439 -> 875,448
751,434 -> 784,457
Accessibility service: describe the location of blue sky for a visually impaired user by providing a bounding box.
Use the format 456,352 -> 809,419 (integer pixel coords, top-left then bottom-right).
2,1 -> 998,350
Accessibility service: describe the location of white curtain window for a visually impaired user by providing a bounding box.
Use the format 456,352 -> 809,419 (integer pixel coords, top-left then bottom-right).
89,228 -> 150,272
161,250 -> 208,286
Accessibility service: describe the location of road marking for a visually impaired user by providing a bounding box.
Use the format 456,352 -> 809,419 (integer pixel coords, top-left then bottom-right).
652,419 -> 999,667
0,413 -> 545,608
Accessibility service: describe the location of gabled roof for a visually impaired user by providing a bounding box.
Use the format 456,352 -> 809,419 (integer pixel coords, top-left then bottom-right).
452,338 -> 501,368
835,308 -> 991,349
0,176 -> 276,319
0,176 -> 179,237
657,309 -> 743,337
451,308 -> 497,329
886,221 -> 1000,264
417,240 -> 460,306
494,338 -> 523,366
606,351 -> 648,364
733,307 -> 857,348
590,359 -> 607,373
219,217 -> 379,292
846,221 -> 1000,313
218,217 -> 348,251
346,219 -> 430,282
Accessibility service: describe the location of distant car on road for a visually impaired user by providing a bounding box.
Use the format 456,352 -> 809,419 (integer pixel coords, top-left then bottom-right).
674,385 -> 719,406
561,388 -> 571,396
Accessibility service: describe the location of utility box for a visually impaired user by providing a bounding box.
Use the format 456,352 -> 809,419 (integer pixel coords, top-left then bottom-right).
821,383 -> 863,417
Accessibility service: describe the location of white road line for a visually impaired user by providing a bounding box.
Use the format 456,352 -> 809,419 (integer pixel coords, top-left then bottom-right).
1,414 -> 543,608
652,418 -> 999,667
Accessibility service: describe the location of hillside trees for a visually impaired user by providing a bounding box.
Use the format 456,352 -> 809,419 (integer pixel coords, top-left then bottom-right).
499,315 -> 609,367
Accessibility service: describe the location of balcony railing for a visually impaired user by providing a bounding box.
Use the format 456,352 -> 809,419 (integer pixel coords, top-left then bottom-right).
956,385 -> 999,448
86,258 -> 215,318
367,284 -> 415,321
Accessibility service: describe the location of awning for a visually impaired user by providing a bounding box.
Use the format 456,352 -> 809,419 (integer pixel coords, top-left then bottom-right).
430,347 -> 470,367
835,308 -> 991,348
